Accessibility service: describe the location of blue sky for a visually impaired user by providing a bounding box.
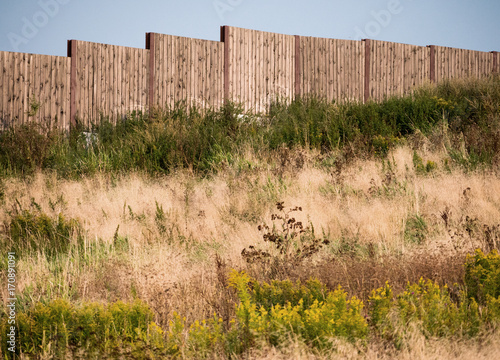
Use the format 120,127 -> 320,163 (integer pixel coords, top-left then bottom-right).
0,0 -> 499,56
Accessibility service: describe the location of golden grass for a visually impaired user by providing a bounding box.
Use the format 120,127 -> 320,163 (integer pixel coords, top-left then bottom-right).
1,144 -> 500,358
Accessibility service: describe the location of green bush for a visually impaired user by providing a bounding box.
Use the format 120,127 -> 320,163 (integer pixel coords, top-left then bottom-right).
227,270 -> 367,351
465,249 -> 500,304
396,278 -> 480,337
4,205 -> 83,258
0,122 -> 64,175
0,299 -> 164,358
404,214 -> 428,245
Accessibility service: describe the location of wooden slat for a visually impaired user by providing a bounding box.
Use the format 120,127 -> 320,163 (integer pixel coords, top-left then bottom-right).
0,52 -> 4,127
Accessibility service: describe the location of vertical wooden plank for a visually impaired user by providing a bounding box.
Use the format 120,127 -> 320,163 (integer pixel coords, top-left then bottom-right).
166,35 -> 172,107
75,41 -> 82,125
206,40 -> 212,108
43,56 -> 52,125
206,41 -> 212,108
397,43 -> 404,96
0,52 -> 4,128
173,35 -> 179,105
325,38 -> 331,101
224,27 -> 231,102
278,32 -> 284,102
54,56 -> 62,129
364,39 -> 370,103
336,39 -> 341,101
21,54 -> 30,125
115,44 -> 122,120
175,36 -> 182,105
183,36 -> 189,105
194,40 -> 200,108
429,45 -> 436,83
17,53 -> 25,125
106,42 -> 113,120
270,31 -> 276,107
132,48 -> 138,112
91,43 -> 97,123
100,43 -> 107,120
257,29 -> 264,108
49,56 -> 57,127
245,30 -> 252,110
140,48 -> 146,111
187,38 -> 194,108
123,45 -> 129,117
38,54 -> 46,125
301,37 -> 306,97
159,34 -> 166,108
311,36 -> 317,97
3,52 -> 10,127
262,30 -> 268,108
5,53 -> 14,127
82,42 -> 89,125
304,36 -> 310,96
12,53 -> 20,125
64,56 -> 71,129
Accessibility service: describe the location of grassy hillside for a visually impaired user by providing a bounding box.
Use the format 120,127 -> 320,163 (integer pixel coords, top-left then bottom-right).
0,76 -> 500,359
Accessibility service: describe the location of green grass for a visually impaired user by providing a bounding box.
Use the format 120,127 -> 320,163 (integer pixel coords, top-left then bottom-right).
1,76 -> 499,178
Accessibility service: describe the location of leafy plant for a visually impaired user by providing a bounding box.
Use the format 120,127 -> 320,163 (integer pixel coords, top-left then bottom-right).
465,249 -> 500,304
404,214 -> 428,245
241,202 -> 330,265
3,202 -> 83,258
227,270 -> 368,351
0,299 -> 164,358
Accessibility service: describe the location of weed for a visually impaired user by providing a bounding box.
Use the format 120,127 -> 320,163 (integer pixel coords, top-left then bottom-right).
2,202 -> 83,258
404,214 -> 428,245
242,202 -> 329,266
0,298 -> 164,358
465,249 -> 500,304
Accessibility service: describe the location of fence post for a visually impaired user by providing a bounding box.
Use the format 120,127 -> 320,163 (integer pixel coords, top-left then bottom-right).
67,40 -> 77,130
220,26 -> 230,102
146,33 -> 155,113
294,35 -> 301,99
363,39 -> 371,103
492,51 -> 498,74
428,45 -> 436,83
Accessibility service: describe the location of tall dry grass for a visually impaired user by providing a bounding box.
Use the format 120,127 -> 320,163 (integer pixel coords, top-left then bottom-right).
1,142 -> 500,358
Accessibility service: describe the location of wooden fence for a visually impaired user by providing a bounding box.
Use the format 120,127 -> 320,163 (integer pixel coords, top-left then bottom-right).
222,26 -> 296,113
148,33 -> 224,111
367,40 -> 430,102
298,36 -> 365,103
0,26 -> 498,130
68,40 -> 149,127
0,52 -> 70,130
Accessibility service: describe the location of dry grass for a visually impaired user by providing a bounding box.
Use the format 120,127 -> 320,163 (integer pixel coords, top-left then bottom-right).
1,144 -> 500,358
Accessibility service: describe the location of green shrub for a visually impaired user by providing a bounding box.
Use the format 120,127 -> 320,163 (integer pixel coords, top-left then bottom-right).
227,270 -> 367,351
404,214 -> 428,245
368,281 -> 393,334
0,299 -> 164,358
4,205 -> 83,258
0,122 -> 64,175
396,278 -> 480,337
465,249 -> 500,304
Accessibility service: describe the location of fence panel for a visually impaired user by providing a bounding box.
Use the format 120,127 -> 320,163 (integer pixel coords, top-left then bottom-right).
369,41 -> 430,101
0,51 -> 70,130
434,46 -> 495,82
151,33 -> 223,110
71,40 -> 149,127
1,28 -> 499,130
224,27 -> 295,113
300,37 -> 365,102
